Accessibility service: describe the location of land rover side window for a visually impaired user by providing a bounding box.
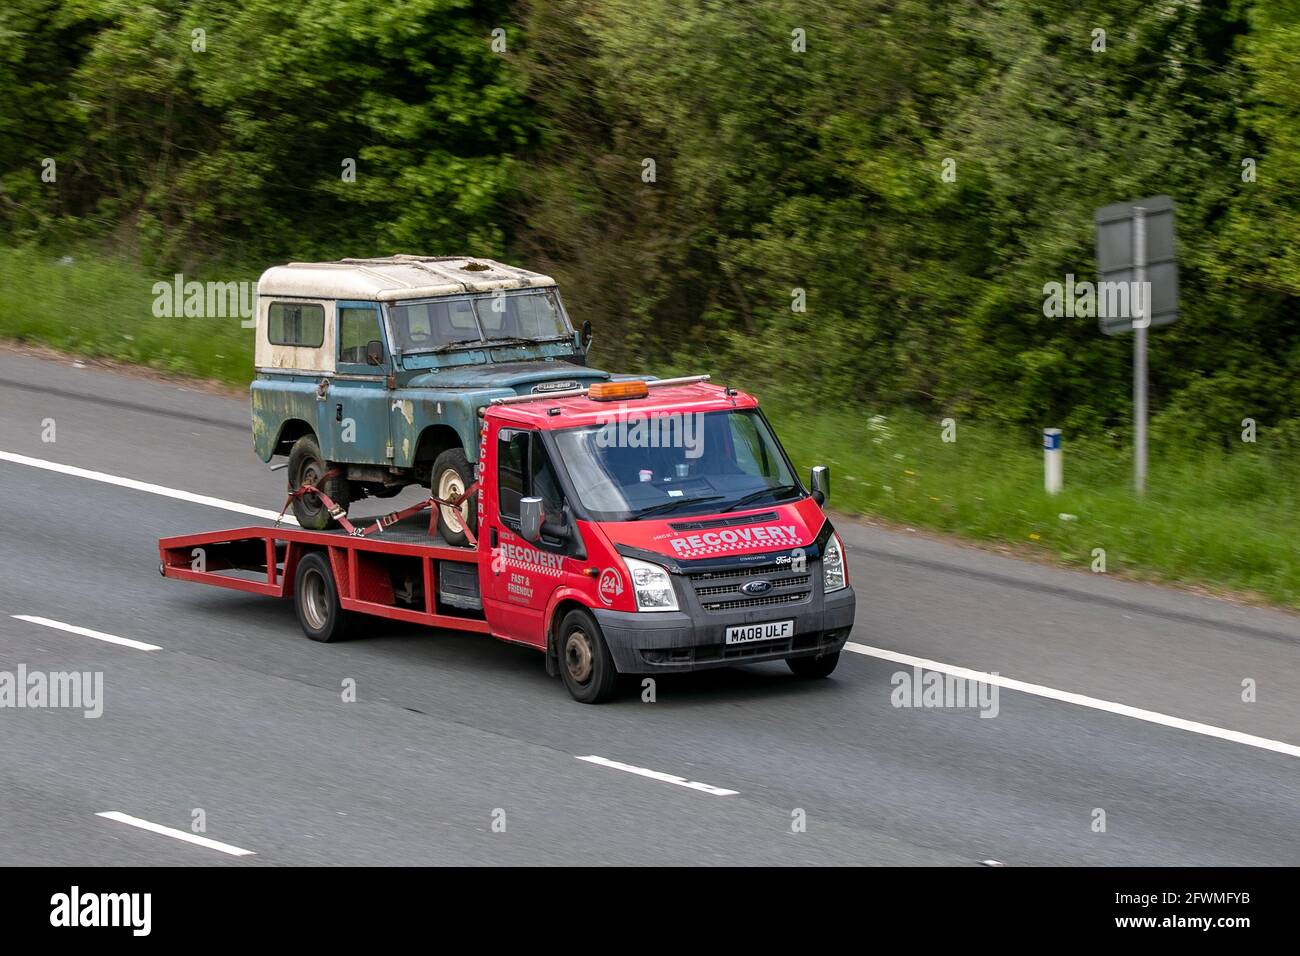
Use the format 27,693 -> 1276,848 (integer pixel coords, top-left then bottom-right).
498,430 -> 529,519
338,307 -> 384,365
267,302 -> 325,348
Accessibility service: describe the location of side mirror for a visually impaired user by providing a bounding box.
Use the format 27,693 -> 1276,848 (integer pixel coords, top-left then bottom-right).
580,320 -> 593,351
520,496 -> 544,542
365,339 -> 384,366
810,465 -> 829,506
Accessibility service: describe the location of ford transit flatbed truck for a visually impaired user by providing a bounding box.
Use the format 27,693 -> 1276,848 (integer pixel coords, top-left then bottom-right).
159,376 -> 854,703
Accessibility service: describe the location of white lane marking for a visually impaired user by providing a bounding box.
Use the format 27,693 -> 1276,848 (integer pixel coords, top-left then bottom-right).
845,642 -> 1300,760
96,811 -> 255,857
577,755 -> 738,796
13,615 -> 161,652
0,449 -> 296,525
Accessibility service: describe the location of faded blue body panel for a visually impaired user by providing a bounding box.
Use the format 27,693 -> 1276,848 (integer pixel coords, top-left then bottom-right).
251,376 -> 331,463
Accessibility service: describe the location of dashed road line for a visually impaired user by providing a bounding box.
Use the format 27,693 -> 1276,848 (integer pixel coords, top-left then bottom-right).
577,755 -> 739,796
13,615 -> 161,652
96,811 -> 255,857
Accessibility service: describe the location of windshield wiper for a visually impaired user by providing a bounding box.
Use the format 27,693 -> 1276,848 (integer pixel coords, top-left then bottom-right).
482,335 -> 571,347
721,484 -> 799,513
631,495 -> 726,519
417,339 -> 486,354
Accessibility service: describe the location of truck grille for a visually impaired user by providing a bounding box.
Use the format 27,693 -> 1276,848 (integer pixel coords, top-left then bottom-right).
701,590 -> 810,612
686,563 -> 813,612
694,574 -> 810,598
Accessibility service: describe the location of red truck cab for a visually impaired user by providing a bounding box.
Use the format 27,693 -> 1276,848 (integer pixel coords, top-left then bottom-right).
479,376 -> 854,701
160,376 -> 855,703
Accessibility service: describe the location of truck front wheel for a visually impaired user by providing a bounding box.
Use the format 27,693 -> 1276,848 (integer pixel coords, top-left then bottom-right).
293,552 -> 353,643
787,651 -> 840,679
431,448 -> 478,546
288,434 -> 349,530
557,609 -> 619,704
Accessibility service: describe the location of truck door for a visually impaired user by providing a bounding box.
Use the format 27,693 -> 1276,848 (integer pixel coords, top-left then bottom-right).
483,426 -> 573,646
328,301 -> 391,465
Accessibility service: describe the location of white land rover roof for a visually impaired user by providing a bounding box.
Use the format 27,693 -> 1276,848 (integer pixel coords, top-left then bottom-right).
257,255 -> 557,302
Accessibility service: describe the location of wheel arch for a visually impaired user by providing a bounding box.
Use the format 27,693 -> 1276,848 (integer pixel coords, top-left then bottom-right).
544,593 -> 597,674
413,424 -> 463,482
273,418 -> 317,457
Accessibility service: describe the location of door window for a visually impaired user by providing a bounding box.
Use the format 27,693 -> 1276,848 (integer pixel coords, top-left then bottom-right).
339,307 -> 385,365
498,430 -> 530,520
498,430 -> 566,525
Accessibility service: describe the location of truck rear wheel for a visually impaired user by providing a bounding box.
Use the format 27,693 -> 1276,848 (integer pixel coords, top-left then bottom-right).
288,434 -> 349,530
431,448 -> 477,546
787,651 -> 840,679
557,609 -> 619,704
294,552 -> 352,642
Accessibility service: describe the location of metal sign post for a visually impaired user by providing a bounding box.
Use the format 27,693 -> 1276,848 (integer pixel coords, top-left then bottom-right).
1133,206 -> 1147,495
1094,195 -> 1177,497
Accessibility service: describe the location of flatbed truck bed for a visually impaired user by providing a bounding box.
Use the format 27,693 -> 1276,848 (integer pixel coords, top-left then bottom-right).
159,512 -> 490,634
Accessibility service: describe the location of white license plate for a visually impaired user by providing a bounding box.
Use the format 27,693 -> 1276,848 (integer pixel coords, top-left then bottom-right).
725,619 -> 794,645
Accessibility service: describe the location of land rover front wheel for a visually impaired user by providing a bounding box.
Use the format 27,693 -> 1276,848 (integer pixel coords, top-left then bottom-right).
288,434 -> 349,530
431,448 -> 478,546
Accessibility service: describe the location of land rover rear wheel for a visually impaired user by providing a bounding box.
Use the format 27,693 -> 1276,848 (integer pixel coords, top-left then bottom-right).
288,434 -> 349,530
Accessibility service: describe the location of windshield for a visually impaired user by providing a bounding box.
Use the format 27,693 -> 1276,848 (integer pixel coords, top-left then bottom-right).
551,409 -> 801,521
389,288 -> 569,353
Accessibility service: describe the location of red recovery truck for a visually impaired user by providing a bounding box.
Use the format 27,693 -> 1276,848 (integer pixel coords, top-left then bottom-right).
159,376 -> 855,702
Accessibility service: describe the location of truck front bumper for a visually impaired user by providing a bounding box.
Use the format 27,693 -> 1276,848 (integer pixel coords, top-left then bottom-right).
593,585 -> 855,675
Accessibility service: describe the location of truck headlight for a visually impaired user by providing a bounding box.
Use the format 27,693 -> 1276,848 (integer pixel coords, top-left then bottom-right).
623,557 -> 679,612
823,533 -> 847,593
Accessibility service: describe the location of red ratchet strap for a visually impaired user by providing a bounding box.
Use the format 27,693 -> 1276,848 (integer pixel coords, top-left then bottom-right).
278,472 -> 478,546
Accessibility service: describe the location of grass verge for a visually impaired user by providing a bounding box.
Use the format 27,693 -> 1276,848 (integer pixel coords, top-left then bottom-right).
0,245 -> 254,385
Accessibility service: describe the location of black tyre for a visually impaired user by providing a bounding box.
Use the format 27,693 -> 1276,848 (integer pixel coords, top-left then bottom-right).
293,551 -> 352,643
288,434 -> 349,530
431,448 -> 477,545
557,608 -> 619,704
787,651 -> 840,679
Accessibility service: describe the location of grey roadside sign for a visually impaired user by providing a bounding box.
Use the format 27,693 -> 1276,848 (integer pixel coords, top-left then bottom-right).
1094,194 -> 1178,335
1094,194 -> 1179,495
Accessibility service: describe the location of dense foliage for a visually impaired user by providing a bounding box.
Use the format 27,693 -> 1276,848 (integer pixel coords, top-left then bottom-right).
2,0 -> 1298,444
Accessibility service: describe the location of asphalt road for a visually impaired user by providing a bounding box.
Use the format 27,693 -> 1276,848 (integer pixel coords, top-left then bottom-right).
1,347 -> 1297,865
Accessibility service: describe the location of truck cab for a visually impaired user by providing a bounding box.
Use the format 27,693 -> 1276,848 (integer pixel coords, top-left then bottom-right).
251,255 -> 605,538
474,378 -> 854,701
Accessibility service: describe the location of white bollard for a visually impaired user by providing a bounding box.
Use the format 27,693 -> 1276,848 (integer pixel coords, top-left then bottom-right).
1043,428 -> 1062,495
